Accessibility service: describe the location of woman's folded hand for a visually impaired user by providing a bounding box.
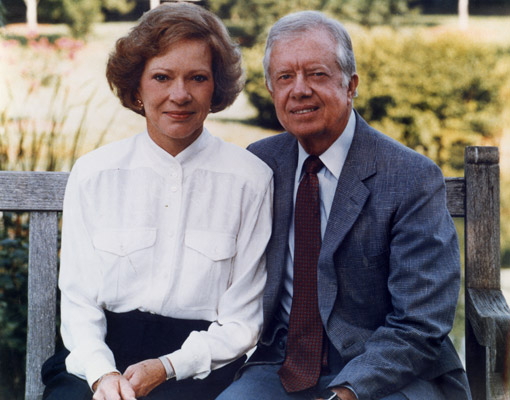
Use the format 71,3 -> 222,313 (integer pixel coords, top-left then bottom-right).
92,372 -> 136,400
124,359 -> 167,398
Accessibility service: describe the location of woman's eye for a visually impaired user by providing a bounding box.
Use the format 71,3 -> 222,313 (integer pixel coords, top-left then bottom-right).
153,74 -> 168,82
192,75 -> 208,82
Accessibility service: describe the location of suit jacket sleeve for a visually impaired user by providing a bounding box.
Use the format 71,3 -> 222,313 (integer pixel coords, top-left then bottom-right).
328,159 -> 461,399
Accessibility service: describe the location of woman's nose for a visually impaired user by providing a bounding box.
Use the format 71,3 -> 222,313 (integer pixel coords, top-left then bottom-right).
169,79 -> 192,104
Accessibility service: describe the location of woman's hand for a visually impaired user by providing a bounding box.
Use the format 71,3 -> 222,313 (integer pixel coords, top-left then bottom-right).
92,372 -> 136,400
124,359 -> 167,398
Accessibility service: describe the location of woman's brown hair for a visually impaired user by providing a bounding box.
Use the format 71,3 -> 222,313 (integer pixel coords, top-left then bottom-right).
106,2 -> 243,115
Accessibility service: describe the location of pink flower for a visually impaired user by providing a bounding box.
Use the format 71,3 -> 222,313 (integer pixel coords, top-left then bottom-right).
1,39 -> 19,48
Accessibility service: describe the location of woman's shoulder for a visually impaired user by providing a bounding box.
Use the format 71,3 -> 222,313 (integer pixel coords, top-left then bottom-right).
208,135 -> 273,184
70,134 -> 143,179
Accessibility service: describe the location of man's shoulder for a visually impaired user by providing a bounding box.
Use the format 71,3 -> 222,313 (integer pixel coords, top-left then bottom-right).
356,114 -> 438,171
247,132 -> 295,164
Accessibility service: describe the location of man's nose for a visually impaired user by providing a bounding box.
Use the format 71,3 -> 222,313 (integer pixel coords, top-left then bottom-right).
290,74 -> 312,98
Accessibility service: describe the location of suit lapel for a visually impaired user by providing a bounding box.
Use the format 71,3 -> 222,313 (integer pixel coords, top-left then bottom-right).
318,113 -> 377,322
263,135 -> 298,324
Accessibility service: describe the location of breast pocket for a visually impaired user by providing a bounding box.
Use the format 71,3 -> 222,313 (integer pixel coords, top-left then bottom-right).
178,230 -> 236,311
92,228 -> 157,305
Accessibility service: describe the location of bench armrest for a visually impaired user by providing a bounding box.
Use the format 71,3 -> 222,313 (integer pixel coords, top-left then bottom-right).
466,288 -> 510,373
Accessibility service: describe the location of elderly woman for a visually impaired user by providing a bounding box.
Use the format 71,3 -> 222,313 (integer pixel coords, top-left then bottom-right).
41,3 -> 272,400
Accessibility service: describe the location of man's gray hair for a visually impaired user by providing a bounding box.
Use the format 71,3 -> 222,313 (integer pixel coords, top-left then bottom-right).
263,11 -> 357,93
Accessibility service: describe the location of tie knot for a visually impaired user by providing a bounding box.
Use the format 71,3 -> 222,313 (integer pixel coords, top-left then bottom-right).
303,156 -> 324,174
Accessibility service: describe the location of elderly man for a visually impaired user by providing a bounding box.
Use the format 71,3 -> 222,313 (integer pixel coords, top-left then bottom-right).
217,10 -> 471,400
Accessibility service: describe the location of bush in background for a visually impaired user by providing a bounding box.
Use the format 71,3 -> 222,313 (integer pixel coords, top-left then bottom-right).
0,213 -> 29,399
242,43 -> 281,129
353,29 -> 509,175
62,0 -> 135,38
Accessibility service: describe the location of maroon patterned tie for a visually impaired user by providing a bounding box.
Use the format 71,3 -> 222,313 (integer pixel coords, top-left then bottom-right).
278,155 -> 325,392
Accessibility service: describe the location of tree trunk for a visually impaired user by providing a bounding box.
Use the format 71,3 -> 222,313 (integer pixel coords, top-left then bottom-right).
24,0 -> 38,33
459,0 -> 469,30
150,0 -> 160,9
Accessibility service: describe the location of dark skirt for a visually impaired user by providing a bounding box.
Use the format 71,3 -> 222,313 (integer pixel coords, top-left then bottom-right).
42,310 -> 245,400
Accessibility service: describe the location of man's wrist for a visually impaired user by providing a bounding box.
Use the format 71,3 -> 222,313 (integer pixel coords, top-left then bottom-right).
333,385 -> 358,400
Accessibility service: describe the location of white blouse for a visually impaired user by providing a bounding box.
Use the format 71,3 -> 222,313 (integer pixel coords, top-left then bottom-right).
59,129 -> 273,387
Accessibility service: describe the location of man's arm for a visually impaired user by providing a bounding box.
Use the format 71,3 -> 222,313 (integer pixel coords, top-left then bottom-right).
328,161 -> 461,399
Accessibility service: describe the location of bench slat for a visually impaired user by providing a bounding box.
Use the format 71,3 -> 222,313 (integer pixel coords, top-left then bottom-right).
25,212 -> 60,400
445,177 -> 465,217
0,171 -> 68,211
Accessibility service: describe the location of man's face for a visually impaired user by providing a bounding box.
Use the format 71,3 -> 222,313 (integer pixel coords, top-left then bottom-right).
267,28 -> 358,155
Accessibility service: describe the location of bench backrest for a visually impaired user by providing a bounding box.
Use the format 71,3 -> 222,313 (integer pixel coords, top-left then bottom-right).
0,146 -> 508,400
0,171 -> 68,400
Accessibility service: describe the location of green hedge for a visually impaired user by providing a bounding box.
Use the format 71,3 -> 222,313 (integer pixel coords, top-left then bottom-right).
0,213 -> 29,399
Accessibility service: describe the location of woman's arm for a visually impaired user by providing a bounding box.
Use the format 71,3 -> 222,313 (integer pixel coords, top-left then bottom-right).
59,163 -> 119,388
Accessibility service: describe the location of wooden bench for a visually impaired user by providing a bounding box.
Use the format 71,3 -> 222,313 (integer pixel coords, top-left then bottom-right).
0,146 -> 508,400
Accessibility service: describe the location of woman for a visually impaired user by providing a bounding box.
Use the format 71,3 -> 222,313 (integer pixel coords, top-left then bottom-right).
41,3 -> 272,400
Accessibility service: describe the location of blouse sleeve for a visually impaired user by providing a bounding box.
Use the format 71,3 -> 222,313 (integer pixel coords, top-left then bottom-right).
59,163 -> 119,388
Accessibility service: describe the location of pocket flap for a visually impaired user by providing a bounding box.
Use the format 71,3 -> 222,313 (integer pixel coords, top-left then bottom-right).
185,230 -> 236,261
92,228 -> 157,256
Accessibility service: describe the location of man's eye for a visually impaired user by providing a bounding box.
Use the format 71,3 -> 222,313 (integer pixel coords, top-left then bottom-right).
312,72 -> 326,77
278,74 -> 291,80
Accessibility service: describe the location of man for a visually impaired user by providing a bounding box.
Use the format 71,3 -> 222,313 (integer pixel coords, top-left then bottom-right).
218,10 -> 471,400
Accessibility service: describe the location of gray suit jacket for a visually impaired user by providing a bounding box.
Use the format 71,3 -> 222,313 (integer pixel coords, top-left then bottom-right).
247,112 -> 467,399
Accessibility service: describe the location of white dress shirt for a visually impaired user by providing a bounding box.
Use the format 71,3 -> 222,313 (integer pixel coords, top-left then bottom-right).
59,128 -> 273,387
278,110 -> 356,323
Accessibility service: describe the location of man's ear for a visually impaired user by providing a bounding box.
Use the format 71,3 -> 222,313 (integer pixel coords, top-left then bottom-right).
265,80 -> 274,98
348,74 -> 359,97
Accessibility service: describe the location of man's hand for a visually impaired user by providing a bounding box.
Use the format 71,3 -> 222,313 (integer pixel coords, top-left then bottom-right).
332,386 -> 357,400
316,386 -> 357,400
124,359 -> 167,398
92,372 -> 136,400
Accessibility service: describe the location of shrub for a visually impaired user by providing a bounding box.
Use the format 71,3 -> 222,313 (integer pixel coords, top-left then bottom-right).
242,44 -> 281,129
0,213 -> 29,399
353,28 -> 509,175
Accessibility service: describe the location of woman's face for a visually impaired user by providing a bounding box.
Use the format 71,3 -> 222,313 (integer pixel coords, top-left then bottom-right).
136,39 -> 214,156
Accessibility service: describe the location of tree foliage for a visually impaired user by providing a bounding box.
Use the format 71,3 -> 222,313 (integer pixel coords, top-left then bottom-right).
210,0 -> 413,46
58,0 -> 136,38
0,1 -> 6,27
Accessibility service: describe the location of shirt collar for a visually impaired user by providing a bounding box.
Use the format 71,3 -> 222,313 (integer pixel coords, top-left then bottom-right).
143,127 -> 212,167
296,109 -> 356,180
